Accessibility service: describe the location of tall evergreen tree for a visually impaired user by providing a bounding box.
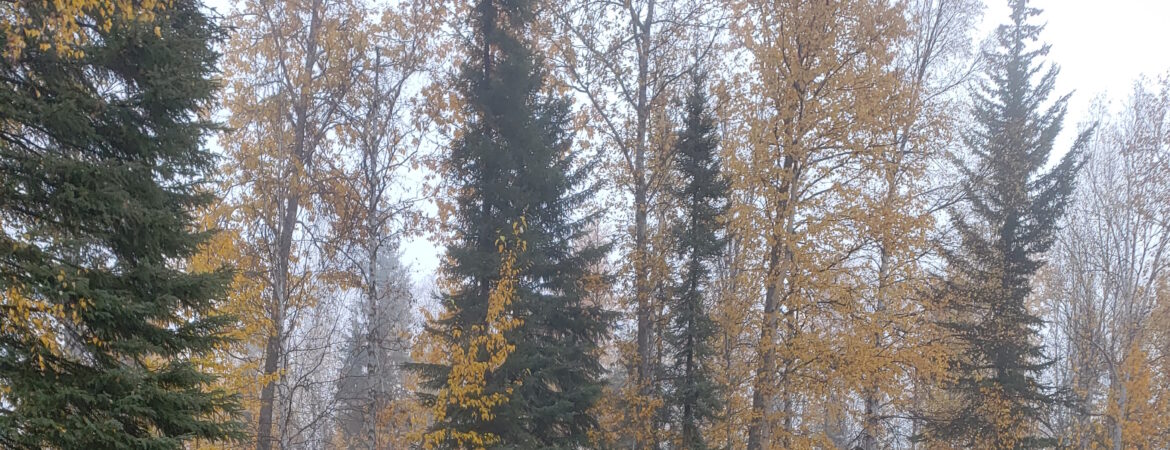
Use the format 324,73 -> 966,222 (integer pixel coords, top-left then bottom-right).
0,1 -> 240,449
334,250 -> 413,447
665,76 -> 727,450
928,0 -> 1087,447
414,0 -> 610,447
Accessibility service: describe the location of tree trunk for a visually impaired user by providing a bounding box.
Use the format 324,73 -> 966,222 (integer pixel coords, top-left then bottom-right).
1112,369 -> 1126,450
632,2 -> 656,448
364,48 -> 385,450
748,243 -> 780,450
256,307 -> 284,450
748,151 -> 795,450
861,160 -> 899,450
257,2 -> 324,448
366,209 -> 379,450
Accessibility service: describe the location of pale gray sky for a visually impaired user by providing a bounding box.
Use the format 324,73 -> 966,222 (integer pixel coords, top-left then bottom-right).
981,0 -> 1170,125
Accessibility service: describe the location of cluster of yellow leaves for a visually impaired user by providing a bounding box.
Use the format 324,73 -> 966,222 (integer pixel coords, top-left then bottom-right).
217,0 -> 370,445
1,0 -> 165,59
587,337 -> 667,448
706,238 -> 759,450
0,270 -> 99,371
424,217 -> 527,450
1101,344 -> 1170,449
187,204 -> 269,449
329,396 -> 433,449
974,383 -> 1035,449
377,388 -> 433,448
706,0 -> 968,447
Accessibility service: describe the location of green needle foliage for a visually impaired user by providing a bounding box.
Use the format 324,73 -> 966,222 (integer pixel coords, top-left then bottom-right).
413,0 -> 611,448
0,2 -> 241,448
666,74 -> 728,450
929,0 -> 1088,447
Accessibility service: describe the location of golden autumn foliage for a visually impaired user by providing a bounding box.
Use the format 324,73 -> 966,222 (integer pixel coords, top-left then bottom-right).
217,0 -> 367,447
188,201 -> 269,450
424,218 -> 527,450
1,0 -> 165,59
0,271 -> 97,371
1102,344 -> 1170,449
725,0 -> 935,447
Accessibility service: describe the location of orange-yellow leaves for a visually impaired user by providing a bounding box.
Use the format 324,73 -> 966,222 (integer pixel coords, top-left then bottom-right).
424,216 -> 527,450
723,0 -> 952,445
1,272 -> 101,369
1101,344 -> 1170,449
2,0 -> 167,60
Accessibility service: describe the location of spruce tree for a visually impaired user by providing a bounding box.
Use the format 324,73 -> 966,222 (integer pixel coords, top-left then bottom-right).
929,0 -> 1086,447
665,76 -> 727,450
334,251 -> 413,447
0,1 -> 240,449
414,0 -> 610,447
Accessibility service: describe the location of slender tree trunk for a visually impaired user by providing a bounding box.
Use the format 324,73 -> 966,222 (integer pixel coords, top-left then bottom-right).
258,185 -> 303,450
910,379 -> 922,450
634,174 -> 650,388
682,337 -> 695,442
860,249 -> 889,450
721,240 -> 737,449
680,237 -> 700,445
748,151 -> 795,450
632,2 -> 656,449
257,299 -> 285,450
718,233 -> 742,450
363,49 -> 385,450
1111,368 -> 1126,450
748,243 -> 780,450
861,153 -> 900,450
861,389 -> 880,450
366,195 -> 379,450
257,2 -> 324,448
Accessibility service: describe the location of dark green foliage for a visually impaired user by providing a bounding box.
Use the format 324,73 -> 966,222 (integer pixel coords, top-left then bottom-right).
665,76 -> 727,450
929,0 -> 1087,447
412,0 -> 611,447
0,2 -> 241,449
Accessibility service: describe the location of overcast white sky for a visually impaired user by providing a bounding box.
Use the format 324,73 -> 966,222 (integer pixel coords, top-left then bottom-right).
985,0 -> 1170,124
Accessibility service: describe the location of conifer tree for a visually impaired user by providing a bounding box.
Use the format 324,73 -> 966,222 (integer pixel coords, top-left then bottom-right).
665,76 -> 727,450
414,0 -> 610,447
334,251 -> 413,448
928,1 -> 1087,447
0,1 -> 240,448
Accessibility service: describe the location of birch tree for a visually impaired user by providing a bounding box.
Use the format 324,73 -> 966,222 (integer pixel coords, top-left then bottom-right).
220,0 -> 363,446
548,2 -> 724,443
725,0 -> 911,447
321,2 -> 441,446
1042,78 -> 1170,449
